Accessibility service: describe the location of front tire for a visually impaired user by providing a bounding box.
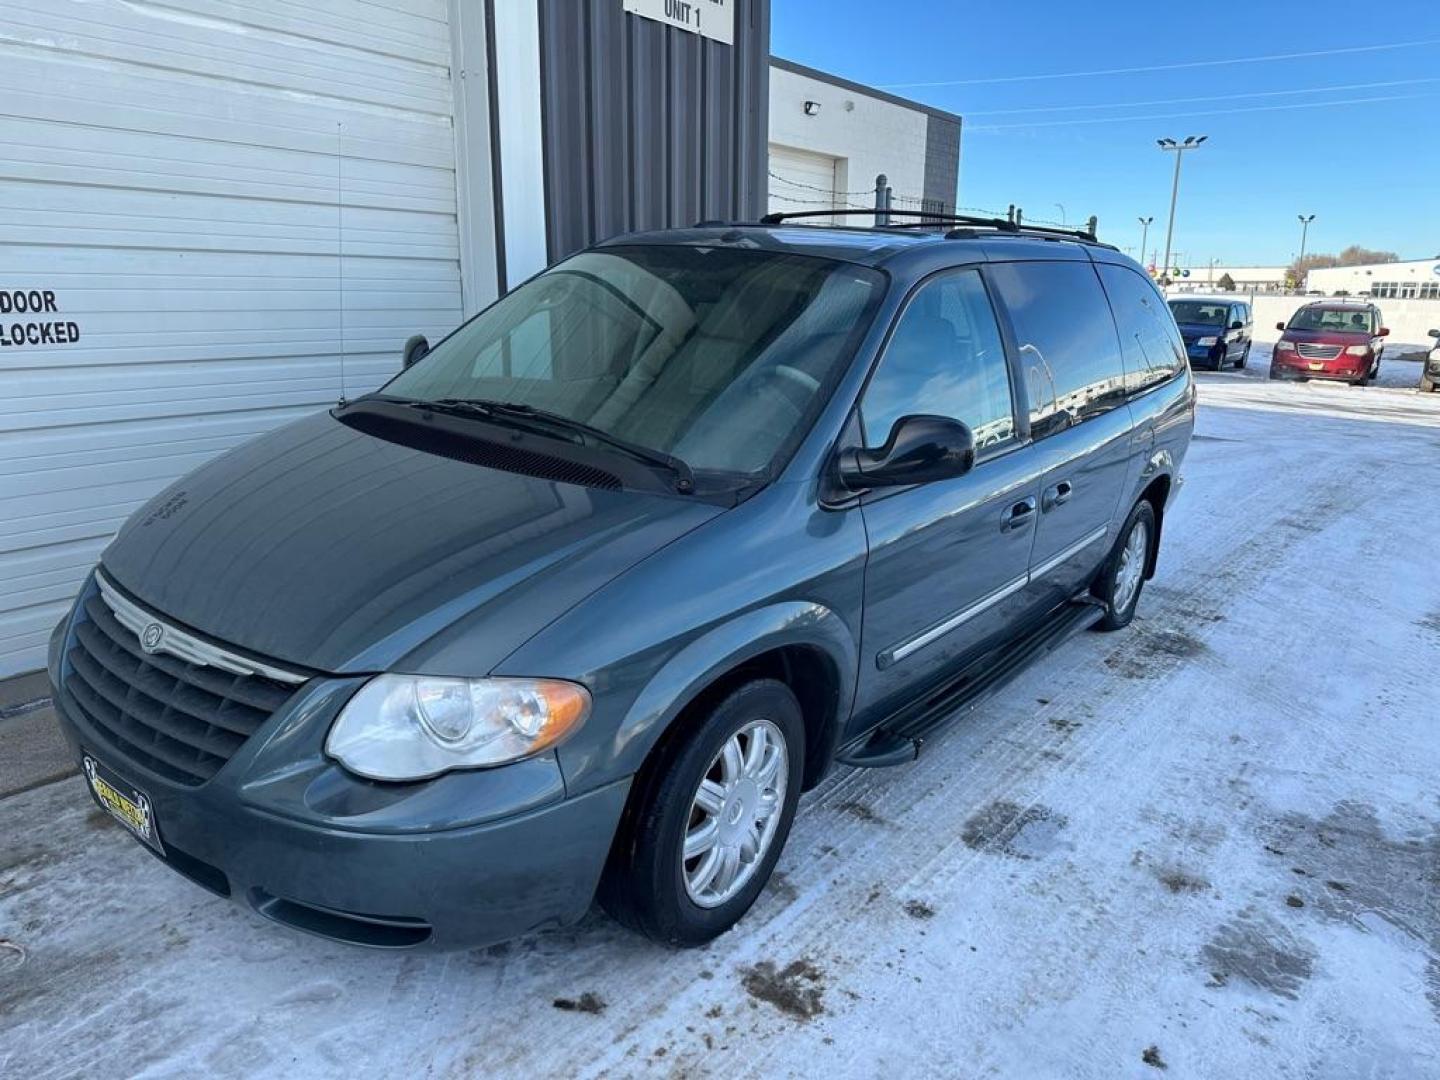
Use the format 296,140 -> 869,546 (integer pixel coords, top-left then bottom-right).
1421,373 -> 1437,393
1091,500 -> 1156,632
598,679 -> 804,947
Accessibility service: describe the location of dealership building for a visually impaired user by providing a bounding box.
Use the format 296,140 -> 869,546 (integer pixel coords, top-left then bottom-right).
0,0 -> 960,677
1304,258 -> 1440,299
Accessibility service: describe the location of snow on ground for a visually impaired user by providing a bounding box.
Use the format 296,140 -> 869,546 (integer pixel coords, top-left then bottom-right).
3,373 -> 1439,1079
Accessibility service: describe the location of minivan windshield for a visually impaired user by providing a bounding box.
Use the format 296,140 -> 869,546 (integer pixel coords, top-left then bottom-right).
1167,300 -> 1229,327
1287,306 -> 1375,334
381,245 -> 885,479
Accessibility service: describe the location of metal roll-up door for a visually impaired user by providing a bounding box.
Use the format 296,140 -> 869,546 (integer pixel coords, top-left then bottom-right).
0,0 -> 466,675
767,144 -> 841,218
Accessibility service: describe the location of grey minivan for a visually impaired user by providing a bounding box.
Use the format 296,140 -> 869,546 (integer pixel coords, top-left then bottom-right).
49,213 -> 1194,950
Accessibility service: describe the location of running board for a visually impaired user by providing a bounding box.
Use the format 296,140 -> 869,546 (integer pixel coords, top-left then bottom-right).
835,597 -> 1106,768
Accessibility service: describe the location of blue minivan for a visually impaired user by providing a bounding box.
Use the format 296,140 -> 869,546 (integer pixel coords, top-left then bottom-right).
49,212 -> 1194,950
1168,296 -> 1252,370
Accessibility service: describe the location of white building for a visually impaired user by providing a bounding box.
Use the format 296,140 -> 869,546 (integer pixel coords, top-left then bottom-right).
1305,258 -> 1440,299
767,58 -> 961,221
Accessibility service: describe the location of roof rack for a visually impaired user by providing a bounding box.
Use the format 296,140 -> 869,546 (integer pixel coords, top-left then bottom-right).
756,207 -> 1101,244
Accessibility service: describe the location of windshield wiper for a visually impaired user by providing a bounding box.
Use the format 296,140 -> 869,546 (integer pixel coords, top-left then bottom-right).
413,398 -> 696,494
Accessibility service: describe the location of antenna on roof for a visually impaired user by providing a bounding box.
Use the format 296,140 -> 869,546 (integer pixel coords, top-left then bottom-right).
335,122 -> 347,407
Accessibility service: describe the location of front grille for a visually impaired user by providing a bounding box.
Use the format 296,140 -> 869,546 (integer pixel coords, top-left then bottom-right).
64,589 -> 303,786
1295,342 -> 1341,360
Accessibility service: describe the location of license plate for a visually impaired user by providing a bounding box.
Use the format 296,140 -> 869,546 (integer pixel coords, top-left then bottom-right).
1309,362 -> 1324,370
83,753 -> 163,854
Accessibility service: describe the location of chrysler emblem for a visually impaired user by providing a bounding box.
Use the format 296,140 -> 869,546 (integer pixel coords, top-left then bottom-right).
140,622 -> 164,653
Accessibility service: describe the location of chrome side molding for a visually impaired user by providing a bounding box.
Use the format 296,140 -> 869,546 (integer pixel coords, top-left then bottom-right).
879,525 -> 1109,669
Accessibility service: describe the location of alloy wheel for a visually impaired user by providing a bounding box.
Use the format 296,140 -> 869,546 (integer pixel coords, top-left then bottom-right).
1113,519 -> 1149,614
682,718 -> 788,908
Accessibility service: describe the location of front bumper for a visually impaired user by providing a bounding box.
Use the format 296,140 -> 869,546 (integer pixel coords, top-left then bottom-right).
48,583 -> 628,950
1271,354 -> 1369,381
1185,342 -> 1224,367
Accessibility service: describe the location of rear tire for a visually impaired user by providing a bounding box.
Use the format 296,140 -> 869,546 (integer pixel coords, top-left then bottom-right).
1091,500 -> 1156,632
598,679 -> 804,947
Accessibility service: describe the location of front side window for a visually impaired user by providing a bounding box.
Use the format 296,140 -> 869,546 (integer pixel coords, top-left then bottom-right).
383,246 -> 886,478
858,270 -> 1015,452
988,261 -> 1130,437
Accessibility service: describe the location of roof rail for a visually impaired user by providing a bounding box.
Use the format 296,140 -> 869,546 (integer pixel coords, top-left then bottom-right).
756,207 -> 1100,243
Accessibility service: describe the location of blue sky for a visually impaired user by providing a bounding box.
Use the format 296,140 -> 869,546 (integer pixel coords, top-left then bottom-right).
771,0 -> 1440,267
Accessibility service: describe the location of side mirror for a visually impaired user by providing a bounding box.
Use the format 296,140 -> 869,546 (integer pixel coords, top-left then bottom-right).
1230,320 -> 1244,330
402,334 -> 430,369
1377,327 -> 1390,337
838,415 -> 975,491
1428,328 -> 1439,339
1275,322 -> 1287,332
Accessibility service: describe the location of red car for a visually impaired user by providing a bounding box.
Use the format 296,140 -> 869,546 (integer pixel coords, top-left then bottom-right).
1270,302 -> 1388,385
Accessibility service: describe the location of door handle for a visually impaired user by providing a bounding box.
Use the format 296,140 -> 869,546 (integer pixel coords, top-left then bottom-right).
1042,480 -> 1072,512
1001,496 -> 1037,532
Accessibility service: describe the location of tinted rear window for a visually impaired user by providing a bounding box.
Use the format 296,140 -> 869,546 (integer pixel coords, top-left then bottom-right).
1099,264 -> 1187,393
987,261 -> 1127,437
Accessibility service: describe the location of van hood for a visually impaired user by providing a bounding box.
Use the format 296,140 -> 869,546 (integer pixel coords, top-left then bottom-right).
100,411 -> 722,675
1174,321 -> 1228,338
1282,327 -> 1371,344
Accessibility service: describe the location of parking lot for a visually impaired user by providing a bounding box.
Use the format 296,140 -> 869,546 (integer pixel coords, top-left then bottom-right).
3,358 -> 1439,1079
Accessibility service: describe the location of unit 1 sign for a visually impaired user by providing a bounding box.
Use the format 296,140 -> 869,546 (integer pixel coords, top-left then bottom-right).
622,0 -> 733,44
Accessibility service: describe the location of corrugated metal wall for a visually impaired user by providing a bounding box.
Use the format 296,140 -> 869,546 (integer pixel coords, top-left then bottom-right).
924,113 -> 962,215
536,0 -> 770,262
0,0 -> 466,676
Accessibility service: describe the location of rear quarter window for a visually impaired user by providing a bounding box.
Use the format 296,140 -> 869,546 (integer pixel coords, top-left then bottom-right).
1095,264 -> 1186,393
986,261 -> 1128,438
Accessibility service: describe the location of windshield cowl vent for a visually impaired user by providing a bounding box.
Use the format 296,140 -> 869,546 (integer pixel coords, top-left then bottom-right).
336,408 -> 623,491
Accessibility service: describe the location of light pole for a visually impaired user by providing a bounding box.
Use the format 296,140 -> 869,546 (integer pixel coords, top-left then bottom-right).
1054,203 -> 1066,226
1138,216 -> 1153,269
1297,213 -> 1315,270
1156,135 -> 1207,286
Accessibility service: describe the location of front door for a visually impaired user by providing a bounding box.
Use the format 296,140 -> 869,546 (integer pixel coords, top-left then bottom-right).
850,268 -> 1038,734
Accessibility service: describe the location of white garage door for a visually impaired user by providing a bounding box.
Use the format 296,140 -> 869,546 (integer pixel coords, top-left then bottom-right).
767,144 -> 841,219
0,0 -> 466,677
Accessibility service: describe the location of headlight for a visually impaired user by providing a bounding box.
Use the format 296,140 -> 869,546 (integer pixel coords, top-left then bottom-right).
1344,344 -> 1370,356
1275,341 -> 1295,352
326,674 -> 590,781
1196,336 -> 1218,347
